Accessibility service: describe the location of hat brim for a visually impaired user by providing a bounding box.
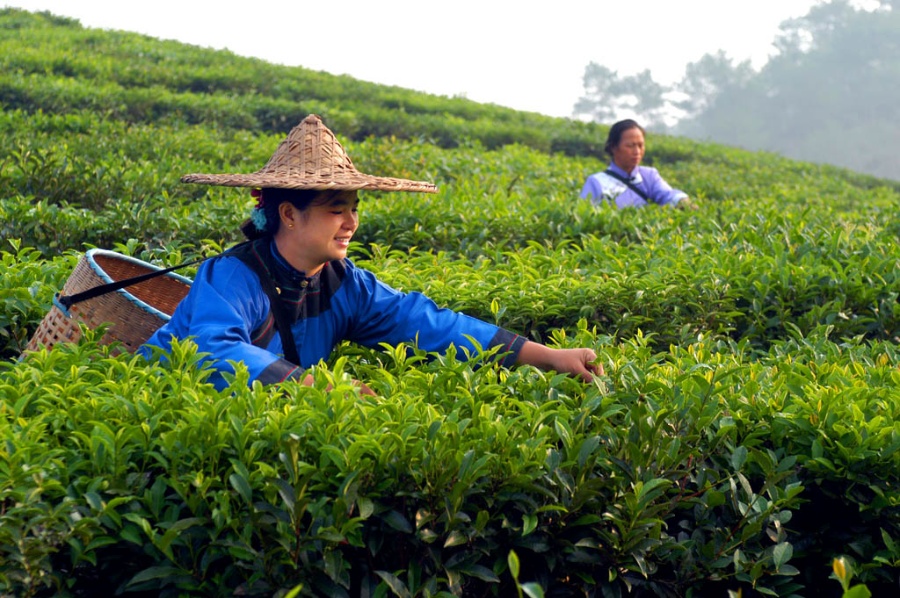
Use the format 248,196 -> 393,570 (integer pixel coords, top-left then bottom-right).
180,114 -> 438,194
180,172 -> 438,193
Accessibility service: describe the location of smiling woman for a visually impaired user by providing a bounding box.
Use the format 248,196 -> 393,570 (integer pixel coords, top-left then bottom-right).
139,114 -> 603,391
240,187 -> 362,273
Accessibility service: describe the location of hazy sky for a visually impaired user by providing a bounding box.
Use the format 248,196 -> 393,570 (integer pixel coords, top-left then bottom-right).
5,0 -> 822,118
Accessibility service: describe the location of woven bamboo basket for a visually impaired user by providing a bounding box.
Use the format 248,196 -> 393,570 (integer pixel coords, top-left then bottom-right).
25,249 -> 192,354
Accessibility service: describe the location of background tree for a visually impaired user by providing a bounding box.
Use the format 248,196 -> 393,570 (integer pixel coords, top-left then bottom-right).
672,51 -> 755,122
573,0 -> 900,181
573,64 -> 669,130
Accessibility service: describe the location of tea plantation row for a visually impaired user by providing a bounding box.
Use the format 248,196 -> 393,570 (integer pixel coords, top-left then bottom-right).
1,8 -> 899,598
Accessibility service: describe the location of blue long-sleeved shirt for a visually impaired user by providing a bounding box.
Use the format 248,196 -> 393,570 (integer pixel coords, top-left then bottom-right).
580,163 -> 687,208
140,239 -> 525,389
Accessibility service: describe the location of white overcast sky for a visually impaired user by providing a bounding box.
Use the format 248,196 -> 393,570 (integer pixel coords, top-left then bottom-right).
5,0 -> 824,118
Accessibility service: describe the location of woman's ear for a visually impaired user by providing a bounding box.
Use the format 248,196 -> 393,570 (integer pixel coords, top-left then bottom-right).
278,202 -> 295,229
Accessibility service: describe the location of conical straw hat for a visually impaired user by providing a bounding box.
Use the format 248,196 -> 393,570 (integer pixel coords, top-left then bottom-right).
181,114 -> 438,193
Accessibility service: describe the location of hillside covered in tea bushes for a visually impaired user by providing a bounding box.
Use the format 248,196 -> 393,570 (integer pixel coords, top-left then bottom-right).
1,8 -> 899,598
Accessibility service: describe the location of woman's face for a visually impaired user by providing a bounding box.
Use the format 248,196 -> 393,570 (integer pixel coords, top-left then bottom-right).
611,127 -> 645,172
277,191 -> 359,274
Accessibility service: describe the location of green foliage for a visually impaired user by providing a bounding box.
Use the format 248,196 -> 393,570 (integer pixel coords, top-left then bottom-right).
832,556 -> 873,598
1,7 -> 899,597
0,240 -> 75,357
3,333 -> 898,596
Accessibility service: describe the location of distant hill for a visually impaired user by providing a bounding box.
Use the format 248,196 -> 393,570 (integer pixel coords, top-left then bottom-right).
2,6 -> 898,193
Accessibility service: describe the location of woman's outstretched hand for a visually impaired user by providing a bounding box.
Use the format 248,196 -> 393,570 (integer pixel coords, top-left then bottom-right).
516,342 -> 604,382
300,373 -> 376,396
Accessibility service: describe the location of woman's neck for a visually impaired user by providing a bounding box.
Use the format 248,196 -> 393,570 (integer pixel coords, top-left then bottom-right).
612,160 -> 637,174
272,234 -> 324,277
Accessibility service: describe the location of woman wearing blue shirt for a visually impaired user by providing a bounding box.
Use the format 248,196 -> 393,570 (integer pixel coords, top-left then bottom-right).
580,119 -> 694,209
141,115 -> 602,391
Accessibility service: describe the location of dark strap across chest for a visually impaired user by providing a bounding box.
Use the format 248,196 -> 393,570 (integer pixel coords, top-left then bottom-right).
225,239 -> 347,366
231,249 -> 301,365
604,168 -> 655,203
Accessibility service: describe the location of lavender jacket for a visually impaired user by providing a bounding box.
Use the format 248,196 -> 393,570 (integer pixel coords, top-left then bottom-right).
581,163 -> 687,208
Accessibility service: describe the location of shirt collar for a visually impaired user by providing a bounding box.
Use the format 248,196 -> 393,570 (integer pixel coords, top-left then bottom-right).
608,163 -> 642,183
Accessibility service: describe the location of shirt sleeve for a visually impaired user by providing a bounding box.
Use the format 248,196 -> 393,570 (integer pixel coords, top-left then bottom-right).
344,265 -> 526,367
642,167 -> 688,206
580,174 -> 605,205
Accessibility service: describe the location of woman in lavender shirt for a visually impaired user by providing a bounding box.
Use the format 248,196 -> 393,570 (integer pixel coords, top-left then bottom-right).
580,119 -> 695,209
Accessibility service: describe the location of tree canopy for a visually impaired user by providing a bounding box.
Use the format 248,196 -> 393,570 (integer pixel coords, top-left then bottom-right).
573,0 -> 900,180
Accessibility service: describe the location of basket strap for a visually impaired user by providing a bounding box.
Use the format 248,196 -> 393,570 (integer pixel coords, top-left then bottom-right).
234,255 -> 301,366
57,256 -> 206,310
51,243 -> 309,366
603,168 -> 654,203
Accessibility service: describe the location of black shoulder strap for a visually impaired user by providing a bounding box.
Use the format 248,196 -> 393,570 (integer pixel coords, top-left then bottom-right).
55,242 -> 301,365
57,242 -> 259,309
57,255 -> 207,310
604,168 -> 653,203
235,255 -> 301,366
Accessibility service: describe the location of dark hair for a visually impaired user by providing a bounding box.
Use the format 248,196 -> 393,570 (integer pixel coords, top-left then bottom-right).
240,188 -> 326,240
604,119 -> 645,158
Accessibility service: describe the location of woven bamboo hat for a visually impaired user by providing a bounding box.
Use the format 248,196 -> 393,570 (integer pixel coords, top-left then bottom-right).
181,114 -> 438,193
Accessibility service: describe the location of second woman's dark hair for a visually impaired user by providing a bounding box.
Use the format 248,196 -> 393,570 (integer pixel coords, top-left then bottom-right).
240,188 -> 325,240
604,119 -> 645,157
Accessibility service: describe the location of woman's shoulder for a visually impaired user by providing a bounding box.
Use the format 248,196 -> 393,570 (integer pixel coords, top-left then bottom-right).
197,252 -> 261,289
206,251 -> 256,273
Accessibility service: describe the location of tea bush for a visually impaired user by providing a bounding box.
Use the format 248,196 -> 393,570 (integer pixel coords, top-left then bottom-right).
3,331 -> 898,596
1,8 -> 899,597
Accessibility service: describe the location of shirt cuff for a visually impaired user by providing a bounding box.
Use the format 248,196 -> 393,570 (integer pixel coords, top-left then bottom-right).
488,329 -> 528,368
257,358 -> 304,386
